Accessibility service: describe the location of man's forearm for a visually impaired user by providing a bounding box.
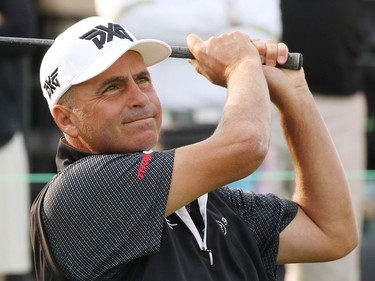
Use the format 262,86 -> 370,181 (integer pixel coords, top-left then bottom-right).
280,89 -> 358,256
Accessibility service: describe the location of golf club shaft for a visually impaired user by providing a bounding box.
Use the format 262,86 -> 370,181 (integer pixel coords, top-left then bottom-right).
0,36 -> 303,70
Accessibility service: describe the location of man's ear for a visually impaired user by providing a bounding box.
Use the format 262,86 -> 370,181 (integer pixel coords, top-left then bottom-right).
52,105 -> 79,137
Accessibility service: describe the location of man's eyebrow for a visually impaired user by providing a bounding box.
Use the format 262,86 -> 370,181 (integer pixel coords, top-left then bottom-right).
101,76 -> 127,87
95,76 -> 127,94
135,69 -> 151,79
95,69 -> 151,93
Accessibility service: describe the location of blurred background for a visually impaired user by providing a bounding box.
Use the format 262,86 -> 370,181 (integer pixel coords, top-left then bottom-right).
0,0 -> 374,280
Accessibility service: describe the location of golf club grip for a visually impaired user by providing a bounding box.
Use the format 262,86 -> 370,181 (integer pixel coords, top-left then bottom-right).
171,47 -> 303,70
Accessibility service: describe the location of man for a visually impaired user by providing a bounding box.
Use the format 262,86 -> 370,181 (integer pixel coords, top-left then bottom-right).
30,16 -> 358,281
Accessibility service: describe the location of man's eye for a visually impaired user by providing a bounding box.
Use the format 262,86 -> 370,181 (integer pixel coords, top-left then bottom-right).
104,84 -> 119,92
138,76 -> 150,84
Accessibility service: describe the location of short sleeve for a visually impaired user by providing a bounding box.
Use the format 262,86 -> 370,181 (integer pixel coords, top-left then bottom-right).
218,186 -> 298,280
41,150 -> 175,280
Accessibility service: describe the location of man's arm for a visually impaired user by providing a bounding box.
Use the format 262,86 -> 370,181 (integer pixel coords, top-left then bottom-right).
263,66 -> 359,263
165,33 -> 288,215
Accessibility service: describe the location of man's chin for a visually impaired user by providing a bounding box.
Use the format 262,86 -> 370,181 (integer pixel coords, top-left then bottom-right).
131,137 -> 159,152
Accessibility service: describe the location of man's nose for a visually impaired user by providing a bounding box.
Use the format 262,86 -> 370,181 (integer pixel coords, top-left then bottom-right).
127,82 -> 149,107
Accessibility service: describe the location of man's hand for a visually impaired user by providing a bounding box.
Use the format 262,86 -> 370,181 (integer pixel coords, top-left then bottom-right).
186,32 -> 288,88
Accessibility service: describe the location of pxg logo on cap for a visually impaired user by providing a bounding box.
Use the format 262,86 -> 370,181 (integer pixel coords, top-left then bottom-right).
79,22 -> 134,50
43,68 -> 60,99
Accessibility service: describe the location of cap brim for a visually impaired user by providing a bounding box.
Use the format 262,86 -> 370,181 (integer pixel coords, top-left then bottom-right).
72,39 -> 171,85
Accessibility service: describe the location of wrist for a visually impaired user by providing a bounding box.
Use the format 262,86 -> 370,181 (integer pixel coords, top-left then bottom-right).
226,58 -> 263,87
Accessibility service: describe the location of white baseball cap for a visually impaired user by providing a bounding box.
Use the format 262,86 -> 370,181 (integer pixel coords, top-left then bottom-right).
40,16 -> 172,111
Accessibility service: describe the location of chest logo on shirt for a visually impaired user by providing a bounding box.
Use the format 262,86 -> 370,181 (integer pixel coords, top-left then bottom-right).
166,218 -> 178,229
215,217 -> 228,235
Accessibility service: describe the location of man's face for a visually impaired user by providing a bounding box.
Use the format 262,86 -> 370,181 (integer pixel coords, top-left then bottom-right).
64,51 -> 162,154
